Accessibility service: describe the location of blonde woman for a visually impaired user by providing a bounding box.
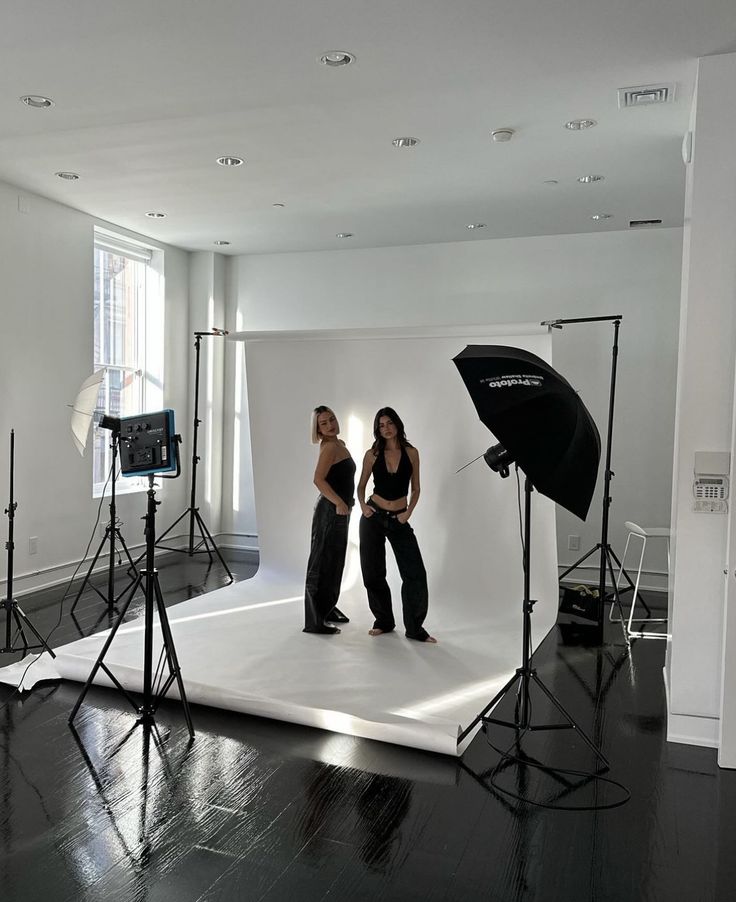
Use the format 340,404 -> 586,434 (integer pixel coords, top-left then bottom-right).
303,406 -> 355,635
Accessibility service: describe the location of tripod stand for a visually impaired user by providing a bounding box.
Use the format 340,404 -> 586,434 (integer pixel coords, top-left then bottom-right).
458,476 -> 608,772
71,427 -> 139,614
544,316 -> 634,645
69,470 -> 194,739
153,331 -> 232,582
1,430 -> 56,660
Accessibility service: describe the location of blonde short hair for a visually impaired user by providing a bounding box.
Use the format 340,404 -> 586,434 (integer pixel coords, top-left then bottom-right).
311,405 -> 333,444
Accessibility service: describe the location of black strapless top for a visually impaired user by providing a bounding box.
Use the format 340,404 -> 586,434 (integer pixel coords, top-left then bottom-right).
372,447 -> 412,500
325,456 -> 356,506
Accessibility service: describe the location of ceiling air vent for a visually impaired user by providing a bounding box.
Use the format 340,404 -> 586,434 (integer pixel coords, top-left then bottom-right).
629,219 -> 662,228
618,84 -> 674,108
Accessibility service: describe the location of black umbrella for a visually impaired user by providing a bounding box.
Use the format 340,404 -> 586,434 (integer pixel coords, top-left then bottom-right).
453,345 -> 600,520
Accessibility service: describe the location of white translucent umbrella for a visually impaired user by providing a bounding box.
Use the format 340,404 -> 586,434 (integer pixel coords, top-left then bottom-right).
69,369 -> 106,455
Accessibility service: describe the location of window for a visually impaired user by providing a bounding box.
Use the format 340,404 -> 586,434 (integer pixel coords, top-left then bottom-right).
93,230 -> 164,495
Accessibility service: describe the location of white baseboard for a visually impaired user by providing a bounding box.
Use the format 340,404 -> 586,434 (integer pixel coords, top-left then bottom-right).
664,666 -> 720,749
667,713 -> 720,749
3,534 -> 190,598
1,531 -> 261,600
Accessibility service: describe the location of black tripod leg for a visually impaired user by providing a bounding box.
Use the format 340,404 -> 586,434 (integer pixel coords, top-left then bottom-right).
113,530 -> 144,605
9,606 -> 29,656
558,544 -> 601,582
152,576 -> 194,739
530,672 -> 609,771
12,602 -> 56,659
193,510 -> 233,583
69,575 -> 141,725
70,531 -> 110,613
604,548 -> 630,647
152,508 -> 191,553
458,670 -> 523,744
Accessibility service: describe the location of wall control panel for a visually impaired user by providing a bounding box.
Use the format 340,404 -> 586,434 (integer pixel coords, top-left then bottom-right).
693,451 -> 730,514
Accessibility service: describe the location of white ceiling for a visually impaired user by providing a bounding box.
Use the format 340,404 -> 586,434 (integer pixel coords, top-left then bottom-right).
1,0 -> 735,254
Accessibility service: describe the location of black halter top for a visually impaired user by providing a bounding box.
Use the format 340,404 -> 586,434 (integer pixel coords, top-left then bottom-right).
372,447 -> 412,500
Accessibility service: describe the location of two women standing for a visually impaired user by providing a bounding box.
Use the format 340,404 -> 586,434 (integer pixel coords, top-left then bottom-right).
303,405 -> 436,644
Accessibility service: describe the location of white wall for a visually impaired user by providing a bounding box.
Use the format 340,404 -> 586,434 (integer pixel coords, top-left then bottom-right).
0,179 -> 190,595
668,53 -> 736,758
222,228 -> 683,589
187,252 -> 227,535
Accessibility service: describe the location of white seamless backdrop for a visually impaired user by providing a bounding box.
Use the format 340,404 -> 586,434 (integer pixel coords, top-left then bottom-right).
240,323 -> 558,615
1,322 -> 562,755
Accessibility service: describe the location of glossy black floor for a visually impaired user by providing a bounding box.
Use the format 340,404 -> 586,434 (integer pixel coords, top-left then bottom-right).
1,556 -> 735,902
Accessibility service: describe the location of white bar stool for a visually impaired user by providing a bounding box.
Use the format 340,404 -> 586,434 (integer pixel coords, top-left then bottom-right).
610,521 -> 670,640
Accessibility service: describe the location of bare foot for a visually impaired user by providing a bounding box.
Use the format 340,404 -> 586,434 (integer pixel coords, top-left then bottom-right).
424,636 -> 438,644
368,628 -> 386,636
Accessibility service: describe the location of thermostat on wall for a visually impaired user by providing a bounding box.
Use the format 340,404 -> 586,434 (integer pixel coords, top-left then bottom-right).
693,451 -> 730,514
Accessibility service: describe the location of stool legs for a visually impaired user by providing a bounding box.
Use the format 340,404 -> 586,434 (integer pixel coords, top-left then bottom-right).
612,530 -> 669,639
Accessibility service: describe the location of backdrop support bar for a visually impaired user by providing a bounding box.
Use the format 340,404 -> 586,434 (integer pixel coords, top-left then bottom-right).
541,315 -> 623,326
543,314 -> 631,645
150,331 -> 233,582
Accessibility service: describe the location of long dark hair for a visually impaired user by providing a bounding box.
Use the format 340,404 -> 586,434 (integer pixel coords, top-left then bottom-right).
371,407 -> 412,454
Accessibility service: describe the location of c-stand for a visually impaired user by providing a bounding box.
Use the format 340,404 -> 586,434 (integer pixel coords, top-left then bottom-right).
542,315 -> 635,644
153,331 -> 233,581
69,438 -> 194,739
458,476 -> 607,775
71,424 -> 139,613
1,430 -> 56,659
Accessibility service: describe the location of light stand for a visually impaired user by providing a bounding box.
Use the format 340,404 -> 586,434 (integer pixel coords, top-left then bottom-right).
153,331 -> 233,582
542,315 -> 634,644
69,441 -> 194,740
458,473 -> 608,773
71,423 -> 139,614
1,430 -> 56,660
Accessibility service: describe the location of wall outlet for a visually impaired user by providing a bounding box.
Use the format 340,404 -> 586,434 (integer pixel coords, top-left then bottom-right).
28,536 -> 38,555
567,535 -> 580,551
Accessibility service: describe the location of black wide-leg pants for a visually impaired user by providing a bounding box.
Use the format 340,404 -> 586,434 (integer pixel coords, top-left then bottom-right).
359,509 -> 429,641
304,496 -> 349,631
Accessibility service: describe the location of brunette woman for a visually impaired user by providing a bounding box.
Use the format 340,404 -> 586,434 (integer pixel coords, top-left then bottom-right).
303,406 -> 355,635
357,407 -> 437,643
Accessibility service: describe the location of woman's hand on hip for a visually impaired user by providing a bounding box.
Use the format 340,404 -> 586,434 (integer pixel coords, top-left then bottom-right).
396,511 -> 410,525
335,500 -> 349,516
360,502 -> 374,518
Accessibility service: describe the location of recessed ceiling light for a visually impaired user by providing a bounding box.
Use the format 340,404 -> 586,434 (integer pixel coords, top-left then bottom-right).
272,203 -> 285,208
578,174 -> 605,184
319,51 -> 355,67
20,94 -> 54,109
213,240 -> 230,246
55,171 -> 79,180
543,179 -> 559,185
565,119 -> 597,130
145,211 -> 166,218
466,223 -> 486,230
590,213 -> 613,221
392,137 -> 420,148
217,156 -> 244,167
336,232 -> 353,239
491,128 -> 514,143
